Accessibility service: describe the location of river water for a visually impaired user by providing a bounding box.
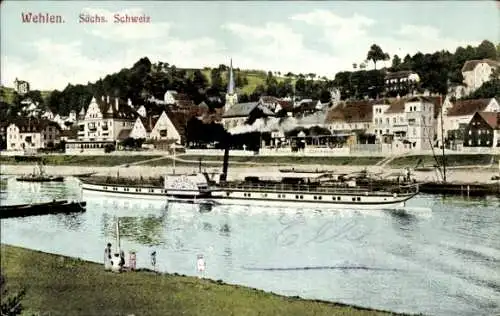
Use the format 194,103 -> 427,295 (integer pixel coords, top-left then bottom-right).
1,176 -> 499,316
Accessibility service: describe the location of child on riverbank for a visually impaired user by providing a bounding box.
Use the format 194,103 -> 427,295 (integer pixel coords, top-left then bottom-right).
104,243 -> 112,271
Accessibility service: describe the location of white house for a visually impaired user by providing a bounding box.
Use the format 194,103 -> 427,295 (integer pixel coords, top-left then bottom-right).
136,105 -> 147,117
404,96 -> 436,150
150,111 -> 181,142
6,119 -> 61,151
130,116 -> 156,139
440,97 -> 500,144
222,102 -> 275,130
325,100 -> 374,134
384,71 -> 420,96
14,78 -> 30,95
67,96 -> 137,151
462,59 -> 500,95
53,112 -> 77,130
41,108 -> 54,121
164,90 -> 194,109
371,96 -> 438,151
372,99 -> 402,139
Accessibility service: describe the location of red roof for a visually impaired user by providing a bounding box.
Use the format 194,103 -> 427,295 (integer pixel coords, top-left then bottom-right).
93,96 -> 138,120
385,98 -> 405,114
8,118 -> 61,133
166,111 -> 191,141
140,116 -> 159,133
478,112 -> 500,129
276,100 -> 293,110
447,98 -> 492,116
325,100 -> 374,124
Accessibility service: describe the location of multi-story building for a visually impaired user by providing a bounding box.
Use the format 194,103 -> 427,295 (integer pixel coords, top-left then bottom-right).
404,96 -> 436,150
462,59 -> 500,95
6,119 -> 61,151
66,96 -> 137,151
14,78 -> 30,95
325,100 -> 374,134
371,96 -> 437,150
440,97 -> 500,146
222,102 -> 275,131
464,112 -> 500,147
384,71 -> 420,97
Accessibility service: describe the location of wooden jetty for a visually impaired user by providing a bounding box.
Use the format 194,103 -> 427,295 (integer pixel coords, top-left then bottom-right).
0,200 -> 87,219
419,182 -> 500,197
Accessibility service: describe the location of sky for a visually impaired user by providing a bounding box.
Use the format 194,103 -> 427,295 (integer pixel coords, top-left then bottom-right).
1,1 -> 499,91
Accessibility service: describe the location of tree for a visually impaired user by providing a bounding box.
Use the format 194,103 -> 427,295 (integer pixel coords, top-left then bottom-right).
466,79 -> 500,99
210,68 -> 224,92
1,274 -> 26,315
476,40 -> 497,60
192,70 -> 208,91
491,66 -> 500,80
391,54 -> 402,70
366,44 -> 390,70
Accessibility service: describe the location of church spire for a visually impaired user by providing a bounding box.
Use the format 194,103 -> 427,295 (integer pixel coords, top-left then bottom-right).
227,58 -> 235,95
224,58 -> 238,112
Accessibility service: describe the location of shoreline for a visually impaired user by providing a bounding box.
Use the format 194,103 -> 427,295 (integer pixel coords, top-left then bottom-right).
1,163 -> 498,184
1,244 -> 406,316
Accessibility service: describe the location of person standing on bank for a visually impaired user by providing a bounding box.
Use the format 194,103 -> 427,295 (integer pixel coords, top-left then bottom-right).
104,243 -> 112,271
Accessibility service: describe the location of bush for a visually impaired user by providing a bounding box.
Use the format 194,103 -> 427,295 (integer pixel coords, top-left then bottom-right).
104,144 -> 115,153
1,274 -> 26,315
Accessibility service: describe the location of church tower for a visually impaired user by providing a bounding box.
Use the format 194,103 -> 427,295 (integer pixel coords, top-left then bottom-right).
224,58 -> 238,112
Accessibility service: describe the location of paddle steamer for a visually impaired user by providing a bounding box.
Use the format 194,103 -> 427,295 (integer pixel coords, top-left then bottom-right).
79,148 -> 419,209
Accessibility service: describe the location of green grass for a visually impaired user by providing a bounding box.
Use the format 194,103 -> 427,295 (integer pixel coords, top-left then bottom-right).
199,69 -> 300,96
1,86 -> 15,103
388,154 -> 495,168
152,155 -> 384,166
0,155 -> 162,166
0,86 -> 52,104
1,245 -> 398,316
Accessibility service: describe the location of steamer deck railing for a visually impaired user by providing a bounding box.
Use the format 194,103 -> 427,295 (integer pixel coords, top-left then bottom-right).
214,182 -> 419,196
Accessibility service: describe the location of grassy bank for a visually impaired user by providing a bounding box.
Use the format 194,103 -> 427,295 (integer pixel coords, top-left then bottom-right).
165,155 -> 384,166
388,154 -> 495,168
0,155 -> 162,166
0,245 -> 400,316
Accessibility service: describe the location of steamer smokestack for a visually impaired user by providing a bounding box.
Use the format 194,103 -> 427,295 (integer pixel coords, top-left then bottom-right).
220,146 -> 230,182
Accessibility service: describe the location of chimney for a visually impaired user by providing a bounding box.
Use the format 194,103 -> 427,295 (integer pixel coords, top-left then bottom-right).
101,96 -> 104,101
107,96 -> 110,103
220,145 -> 230,182
115,98 -> 119,111
128,98 -> 132,107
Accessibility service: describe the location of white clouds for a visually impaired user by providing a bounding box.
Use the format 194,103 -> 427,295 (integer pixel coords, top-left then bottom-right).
397,24 -> 440,39
222,22 -> 341,77
291,9 -> 480,69
290,9 -> 375,41
1,39 -> 126,90
1,6 -> 485,91
81,7 -> 171,41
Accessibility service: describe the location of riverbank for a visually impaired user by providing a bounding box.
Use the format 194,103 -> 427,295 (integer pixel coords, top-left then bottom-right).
1,163 -> 498,184
0,244 -> 401,316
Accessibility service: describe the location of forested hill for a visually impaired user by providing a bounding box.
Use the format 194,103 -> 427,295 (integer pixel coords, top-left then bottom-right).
0,40 -> 499,118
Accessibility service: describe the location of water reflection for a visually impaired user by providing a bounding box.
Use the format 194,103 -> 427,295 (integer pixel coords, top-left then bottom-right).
202,222 -> 213,231
102,214 -> 167,247
53,213 -> 84,231
386,209 -> 417,233
2,177 -> 500,316
275,211 -> 373,248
